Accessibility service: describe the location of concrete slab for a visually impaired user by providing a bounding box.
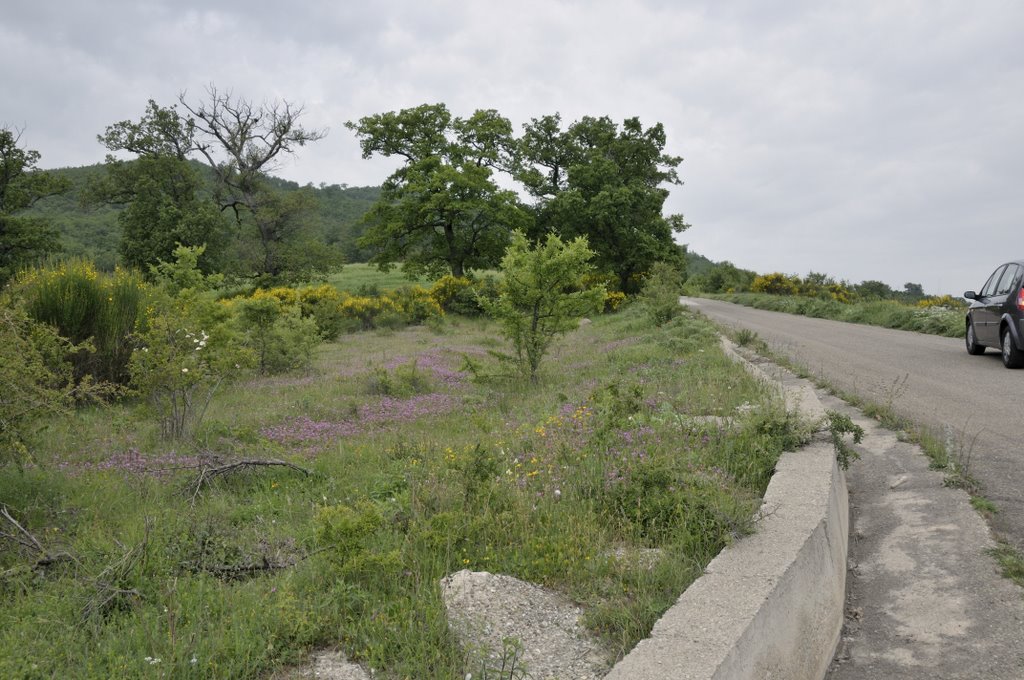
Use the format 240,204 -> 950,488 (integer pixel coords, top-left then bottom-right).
605,340 -> 849,679
822,393 -> 1024,679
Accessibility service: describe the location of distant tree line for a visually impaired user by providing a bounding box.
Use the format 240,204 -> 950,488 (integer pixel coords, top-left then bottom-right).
686,261 -> 931,303
2,93 -> 690,290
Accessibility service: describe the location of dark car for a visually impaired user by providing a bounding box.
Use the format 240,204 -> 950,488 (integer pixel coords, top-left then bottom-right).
964,260 -> 1024,368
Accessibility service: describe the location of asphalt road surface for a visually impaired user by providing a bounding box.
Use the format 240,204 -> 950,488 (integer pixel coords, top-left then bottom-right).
682,297 -> 1024,552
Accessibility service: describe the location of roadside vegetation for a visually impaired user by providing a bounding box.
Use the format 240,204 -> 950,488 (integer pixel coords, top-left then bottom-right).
685,266 -> 965,338
0,91 -> 820,677
0,258 -> 804,678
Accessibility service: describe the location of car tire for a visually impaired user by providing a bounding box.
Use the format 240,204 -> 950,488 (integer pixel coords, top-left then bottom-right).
966,321 -> 986,355
1001,328 -> 1024,368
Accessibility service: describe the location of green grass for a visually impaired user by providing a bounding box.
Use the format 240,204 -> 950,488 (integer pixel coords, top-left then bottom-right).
713,293 -> 964,338
0,305 -> 803,678
326,263 -> 433,294
989,543 -> 1024,587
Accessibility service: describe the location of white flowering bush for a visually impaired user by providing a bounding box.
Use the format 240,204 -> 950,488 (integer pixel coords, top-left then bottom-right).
130,292 -> 253,439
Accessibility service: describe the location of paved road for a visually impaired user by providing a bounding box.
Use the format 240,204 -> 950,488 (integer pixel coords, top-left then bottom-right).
682,297 -> 1024,551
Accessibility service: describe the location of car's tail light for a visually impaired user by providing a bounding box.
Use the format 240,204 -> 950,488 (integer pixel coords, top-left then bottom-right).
1018,286 -> 1024,311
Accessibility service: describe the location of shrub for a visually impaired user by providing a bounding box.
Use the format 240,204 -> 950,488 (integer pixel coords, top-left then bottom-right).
262,286 -> 301,307
149,243 -> 224,295
604,290 -> 627,312
297,284 -> 347,340
339,294 -> 400,330
130,291 -> 253,439
364,360 -> 435,398
751,272 -> 800,296
387,285 -> 443,324
429,275 -> 473,312
639,261 -> 686,325
916,294 -> 966,310
235,294 -> 320,374
429,274 -> 501,317
16,259 -> 146,385
826,282 -> 852,303
0,304 -> 78,463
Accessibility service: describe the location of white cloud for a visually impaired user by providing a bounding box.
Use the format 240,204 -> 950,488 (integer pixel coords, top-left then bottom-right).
2,0 -> 1022,293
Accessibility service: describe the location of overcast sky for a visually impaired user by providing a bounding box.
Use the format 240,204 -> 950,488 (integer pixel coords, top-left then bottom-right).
4,0 -> 1022,294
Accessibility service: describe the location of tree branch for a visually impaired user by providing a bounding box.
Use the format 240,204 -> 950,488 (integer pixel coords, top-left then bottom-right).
185,458 -> 313,505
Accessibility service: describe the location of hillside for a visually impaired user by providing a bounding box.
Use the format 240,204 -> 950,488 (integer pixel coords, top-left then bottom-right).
25,163 -> 381,270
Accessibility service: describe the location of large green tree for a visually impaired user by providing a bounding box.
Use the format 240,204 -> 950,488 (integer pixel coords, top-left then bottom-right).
97,101 -> 228,274
519,115 -> 687,293
0,127 -> 69,282
347,104 -> 529,278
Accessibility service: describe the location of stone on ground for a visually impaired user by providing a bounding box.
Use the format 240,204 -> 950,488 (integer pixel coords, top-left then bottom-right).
440,569 -> 612,680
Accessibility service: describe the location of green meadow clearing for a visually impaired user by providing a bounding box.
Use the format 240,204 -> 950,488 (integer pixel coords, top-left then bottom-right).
1,266 -> 808,679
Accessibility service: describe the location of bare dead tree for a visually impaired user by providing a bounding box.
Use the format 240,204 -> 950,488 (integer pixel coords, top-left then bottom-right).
177,86 -> 327,276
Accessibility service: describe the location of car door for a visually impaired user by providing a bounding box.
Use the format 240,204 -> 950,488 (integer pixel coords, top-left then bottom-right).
994,263 -> 1023,333
974,265 -> 1007,345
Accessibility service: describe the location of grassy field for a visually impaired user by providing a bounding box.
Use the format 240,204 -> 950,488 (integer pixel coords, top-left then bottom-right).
713,292 -> 965,337
326,264 -> 433,294
0,302 -> 806,678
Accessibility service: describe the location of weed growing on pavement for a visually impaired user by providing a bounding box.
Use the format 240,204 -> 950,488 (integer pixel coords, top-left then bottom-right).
824,411 -> 865,470
970,496 -> 999,518
988,543 -> 1024,588
734,327 -> 760,348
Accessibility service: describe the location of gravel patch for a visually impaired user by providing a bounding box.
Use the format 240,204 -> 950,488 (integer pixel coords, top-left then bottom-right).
269,650 -> 369,680
440,569 -> 612,680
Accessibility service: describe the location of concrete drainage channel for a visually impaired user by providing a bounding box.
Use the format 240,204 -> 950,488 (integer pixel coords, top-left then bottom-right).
606,339 -> 849,680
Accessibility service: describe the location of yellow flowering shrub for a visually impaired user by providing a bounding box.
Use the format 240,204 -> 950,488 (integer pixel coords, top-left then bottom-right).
387,286 -> 443,322
297,285 -> 347,339
604,290 -> 627,312
15,258 -> 146,385
429,275 -> 473,311
916,294 -> 965,309
339,295 -> 400,330
751,272 -> 800,296
255,287 -> 300,307
827,283 -> 852,304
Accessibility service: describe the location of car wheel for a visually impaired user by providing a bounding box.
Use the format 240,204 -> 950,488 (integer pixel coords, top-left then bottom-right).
966,321 -> 986,355
1001,328 -> 1024,368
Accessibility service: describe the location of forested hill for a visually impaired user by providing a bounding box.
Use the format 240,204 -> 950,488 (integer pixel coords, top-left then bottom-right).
24,163 -> 381,270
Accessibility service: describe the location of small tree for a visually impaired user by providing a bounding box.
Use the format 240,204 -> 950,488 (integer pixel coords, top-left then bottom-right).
131,251 -> 250,439
639,261 -> 686,325
480,231 -> 605,382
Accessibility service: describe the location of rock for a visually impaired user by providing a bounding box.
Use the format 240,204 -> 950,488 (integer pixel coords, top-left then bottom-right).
269,650 -> 370,680
608,546 -> 664,570
440,569 -> 612,680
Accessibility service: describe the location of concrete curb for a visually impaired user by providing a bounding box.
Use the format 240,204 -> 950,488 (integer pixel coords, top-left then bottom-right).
605,340 -> 848,680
